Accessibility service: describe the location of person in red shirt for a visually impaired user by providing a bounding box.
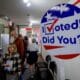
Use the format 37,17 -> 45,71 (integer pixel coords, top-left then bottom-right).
14,34 -> 24,59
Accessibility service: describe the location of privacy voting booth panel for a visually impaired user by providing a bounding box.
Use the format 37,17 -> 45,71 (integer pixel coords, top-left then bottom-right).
41,1 -> 80,80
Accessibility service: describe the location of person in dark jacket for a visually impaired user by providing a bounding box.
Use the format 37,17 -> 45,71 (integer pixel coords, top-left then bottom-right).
36,55 -> 50,80
23,36 -> 28,57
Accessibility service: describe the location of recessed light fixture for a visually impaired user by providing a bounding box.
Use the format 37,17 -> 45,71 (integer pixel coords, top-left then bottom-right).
23,0 -> 29,3
23,0 -> 31,7
26,2 -> 31,7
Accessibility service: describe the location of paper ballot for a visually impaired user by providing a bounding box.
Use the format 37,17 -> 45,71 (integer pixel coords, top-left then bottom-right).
5,60 -> 13,71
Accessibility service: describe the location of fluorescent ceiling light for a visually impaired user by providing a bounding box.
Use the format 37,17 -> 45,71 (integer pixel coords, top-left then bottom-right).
23,0 -> 29,3
31,20 -> 39,24
26,2 -> 31,7
29,20 -> 40,26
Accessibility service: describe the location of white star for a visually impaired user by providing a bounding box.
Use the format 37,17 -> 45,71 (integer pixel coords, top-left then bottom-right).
60,4 -> 69,14
45,12 -> 58,21
45,13 -> 51,20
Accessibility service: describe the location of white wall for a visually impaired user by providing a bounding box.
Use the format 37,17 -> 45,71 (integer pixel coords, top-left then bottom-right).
63,55 -> 80,80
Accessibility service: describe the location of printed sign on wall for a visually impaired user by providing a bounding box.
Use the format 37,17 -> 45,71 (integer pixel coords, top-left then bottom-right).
41,3 -> 80,59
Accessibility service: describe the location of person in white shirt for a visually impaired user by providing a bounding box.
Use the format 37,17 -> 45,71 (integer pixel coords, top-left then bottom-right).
27,38 -> 39,70
27,40 -> 39,52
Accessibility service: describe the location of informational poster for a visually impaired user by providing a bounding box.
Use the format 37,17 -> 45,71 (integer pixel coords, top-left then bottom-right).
41,3 -> 80,59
